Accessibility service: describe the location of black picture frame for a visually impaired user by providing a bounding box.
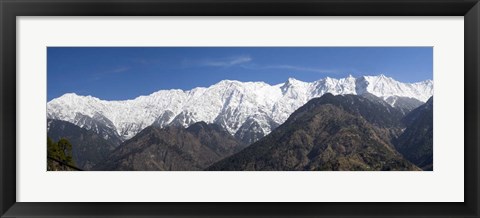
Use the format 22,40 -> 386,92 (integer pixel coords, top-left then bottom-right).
1,0 -> 479,217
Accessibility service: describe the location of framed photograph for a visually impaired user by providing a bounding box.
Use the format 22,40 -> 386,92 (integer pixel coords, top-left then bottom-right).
1,0 -> 479,217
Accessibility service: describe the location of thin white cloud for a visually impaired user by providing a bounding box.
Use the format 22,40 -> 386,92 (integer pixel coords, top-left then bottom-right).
185,56 -> 343,74
109,66 -> 130,73
197,55 -> 252,67
132,58 -> 163,65
243,64 -> 341,74
91,66 -> 130,81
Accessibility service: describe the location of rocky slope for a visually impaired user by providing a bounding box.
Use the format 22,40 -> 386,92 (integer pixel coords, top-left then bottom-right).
207,94 -> 420,171
47,119 -> 119,170
94,122 -> 246,171
394,97 -> 433,170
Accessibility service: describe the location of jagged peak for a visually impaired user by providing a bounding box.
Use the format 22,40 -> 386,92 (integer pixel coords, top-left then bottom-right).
286,77 -> 301,83
210,79 -> 270,91
54,93 -> 100,102
280,77 -> 309,93
415,79 -> 433,85
56,92 -> 83,100
364,74 -> 391,80
149,88 -> 186,96
62,92 -> 80,97
379,74 -> 394,80
48,74 -> 433,141
216,79 -> 242,86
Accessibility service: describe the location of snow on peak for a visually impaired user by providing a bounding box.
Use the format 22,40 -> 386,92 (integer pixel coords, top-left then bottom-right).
62,93 -> 79,97
286,77 -> 302,84
359,75 -> 433,101
47,75 -> 433,140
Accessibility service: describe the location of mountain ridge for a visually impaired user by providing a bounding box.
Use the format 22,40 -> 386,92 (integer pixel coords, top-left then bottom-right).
47,75 -> 433,141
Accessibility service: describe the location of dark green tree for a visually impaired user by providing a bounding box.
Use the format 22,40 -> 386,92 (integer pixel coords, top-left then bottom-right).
57,138 -> 75,167
47,137 -> 76,170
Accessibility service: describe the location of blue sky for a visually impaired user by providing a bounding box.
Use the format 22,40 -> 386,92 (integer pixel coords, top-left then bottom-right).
47,47 -> 433,101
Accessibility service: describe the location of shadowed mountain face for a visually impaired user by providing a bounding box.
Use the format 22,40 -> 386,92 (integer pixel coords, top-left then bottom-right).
234,116 -> 280,145
294,93 -> 407,142
311,93 -> 405,129
394,97 -> 433,170
47,119 -> 118,170
93,122 -> 246,171
186,122 -> 247,154
70,112 -> 124,144
207,94 -> 420,171
385,96 -> 424,115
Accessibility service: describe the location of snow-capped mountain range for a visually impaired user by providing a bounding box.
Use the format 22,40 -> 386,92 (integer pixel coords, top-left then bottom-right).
47,74 -> 433,142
